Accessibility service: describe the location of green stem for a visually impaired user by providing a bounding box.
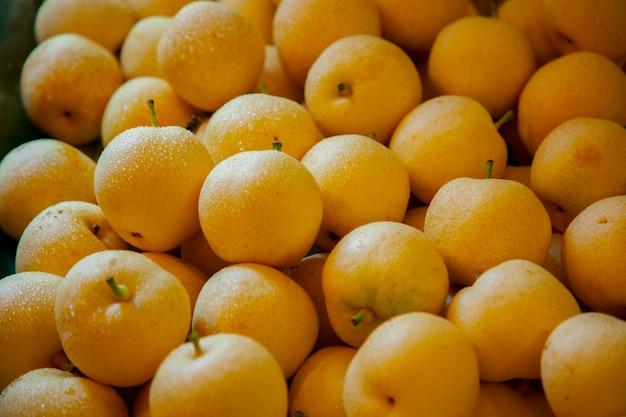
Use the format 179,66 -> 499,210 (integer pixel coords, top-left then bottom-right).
494,109 -> 514,130
491,0 -> 499,18
259,81 -> 268,94
272,140 -> 283,151
106,276 -> 130,302
351,307 -> 374,326
486,160 -> 494,179
188,330 -> 203,357
146,99 -> 158,127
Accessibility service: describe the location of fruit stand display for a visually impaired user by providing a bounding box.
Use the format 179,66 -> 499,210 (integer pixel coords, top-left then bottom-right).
1,1 -> 626,416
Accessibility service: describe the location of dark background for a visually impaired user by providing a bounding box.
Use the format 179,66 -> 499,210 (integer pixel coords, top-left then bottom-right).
0,0 -> 46,277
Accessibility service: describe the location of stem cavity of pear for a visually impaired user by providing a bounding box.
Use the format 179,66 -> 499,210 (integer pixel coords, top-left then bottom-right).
106,276 -> 130,302
188,330 -> 204,357
146,99 -> 158,127
337,82 -> 352,97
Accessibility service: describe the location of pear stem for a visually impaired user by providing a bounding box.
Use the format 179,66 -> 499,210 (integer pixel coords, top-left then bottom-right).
146,99 -> 158,127
188,330 -> 203,357
106,276 -> 130,302
351,307 -> 375,326
272,140 -> 283,151
486,160 -> 494,179
491,0 -> 499,18
259,81 -> 268,94
494,110 -> 514,130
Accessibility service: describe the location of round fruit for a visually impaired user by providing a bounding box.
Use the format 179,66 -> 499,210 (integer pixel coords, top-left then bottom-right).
301,134 -> 410,251
94,125 -> 213,252
149,333 -> 288,417
55,250 -> 191,387
304,33 -> 422,145
561,195 -> 626,319
323,221 -> 449,347
541,312 -> 626,417
19,33 -> 123,145
343,311 -> 480,417
0,271 -> 64,391
156,1 -> 265,111
191,262 -> 319,379
0,138 -> 96,240
15,200 -> 128,276
445,259 -> 581,382
198,145 -> 322,268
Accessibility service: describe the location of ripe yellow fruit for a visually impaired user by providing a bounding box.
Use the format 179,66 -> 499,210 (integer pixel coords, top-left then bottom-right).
300,134 -> 410,251
132,380 -> 151,417
119,16 -> 171,79
192,262 -> 319,378
288,345 -> 357,417
288,252 -> 345,351
530,117 -> 626,233
218,0 -> 276,44
100,76 -> 200,147
445,259 -> 581,382
0,368 -> 129,417
471,381 -> 555,417
323,221 -> 449,348
402,205 -> 428,231
497,0 -> 560,66
94,125 -> 213,252
304,34 -> 422,145
124,0 -> 195,19
541,312 -> 626,417
561,195 -> 626,319
19,33 -> 123,145
0,271 -> 63,391
198,145 -> 322,269
15,200 -> 128,276
517,51 -> 626,155
179,230 -> 234,278
388,95 -> 509,204
252,44 -> 305,103
272,0 -> 381,87
142,251 -> 209,312
33,0 -> 136,53
372,0 -> 470,54
428,15 -> 537,119
0,138 -> 96,240
424,167 -> 552,286
542,0 -> 626,65
156,1 -> 265,111
55,249 -> 191,387
544,232 -> 567,289
150,333 -> 288,417
343,311 -> 481,417
200,92 -> 322,164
